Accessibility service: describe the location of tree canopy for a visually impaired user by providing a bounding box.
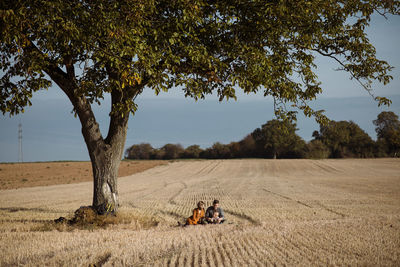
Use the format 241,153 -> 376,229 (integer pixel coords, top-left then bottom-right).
1,0 -> 398,121
314,120 -> 375,158
125,143 -> 154,160
373,111 -> 400,156
251,119 -> 305,158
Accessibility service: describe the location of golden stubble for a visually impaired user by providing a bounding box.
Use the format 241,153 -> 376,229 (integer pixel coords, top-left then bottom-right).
0,158 -> 399,266
0,160 -> 166,190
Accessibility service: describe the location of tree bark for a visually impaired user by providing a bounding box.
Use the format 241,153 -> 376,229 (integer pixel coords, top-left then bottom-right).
90,140 -> 124,214
41,52 -> 132,214
80,95 -> 129,214
66,92 -> 129,215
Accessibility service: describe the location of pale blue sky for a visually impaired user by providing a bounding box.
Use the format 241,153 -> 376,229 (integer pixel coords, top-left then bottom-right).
1,14 -> 399,162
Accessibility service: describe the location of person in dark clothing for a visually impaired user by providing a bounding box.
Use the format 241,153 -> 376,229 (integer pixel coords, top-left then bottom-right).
205,199 -> 225,224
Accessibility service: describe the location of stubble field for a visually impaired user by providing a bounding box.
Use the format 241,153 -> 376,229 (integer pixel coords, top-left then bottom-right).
0,158 -> 399,266
0,160 -> 166,190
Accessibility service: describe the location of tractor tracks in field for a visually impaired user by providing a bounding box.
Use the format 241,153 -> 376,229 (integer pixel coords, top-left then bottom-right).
167,161 -> 222,206
263,188 -> 346,218
168,182 -> 188,205
263,188 -> 313,209
193,160 -> 222,177
311,161 -> 343,174
224,209 -> 262,226
314,202 -> 346,217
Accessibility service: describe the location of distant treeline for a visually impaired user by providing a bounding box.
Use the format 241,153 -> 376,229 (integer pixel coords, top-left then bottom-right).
125,111 -> 400,160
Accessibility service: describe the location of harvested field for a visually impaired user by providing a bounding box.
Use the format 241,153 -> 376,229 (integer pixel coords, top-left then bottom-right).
0,160 -> 166,190
0,158 -> 399,266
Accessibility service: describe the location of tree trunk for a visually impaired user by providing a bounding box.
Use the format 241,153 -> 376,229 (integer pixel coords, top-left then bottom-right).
90,142 -> 123,214
41,55 -> 133,215
72,96 -> 129,215
89,116 -> 129,214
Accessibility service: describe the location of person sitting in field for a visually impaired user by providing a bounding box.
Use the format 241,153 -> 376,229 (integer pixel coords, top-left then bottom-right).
182,201 -> 205,226
205,199 -> 225,224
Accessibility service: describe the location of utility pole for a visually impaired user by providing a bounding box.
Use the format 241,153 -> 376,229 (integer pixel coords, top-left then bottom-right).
18,121 -> 23,163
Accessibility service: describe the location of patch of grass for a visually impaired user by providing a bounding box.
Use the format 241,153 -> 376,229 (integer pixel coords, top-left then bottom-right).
31,207 -> 159,232
21,178 -> 28,182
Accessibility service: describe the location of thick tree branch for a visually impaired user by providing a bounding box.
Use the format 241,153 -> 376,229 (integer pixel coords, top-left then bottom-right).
23,39 -> 75,97
64,54 -> 75,79
24,39 -> 104,151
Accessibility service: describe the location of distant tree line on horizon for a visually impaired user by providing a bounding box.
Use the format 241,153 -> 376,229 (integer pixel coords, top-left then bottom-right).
125,111 -> 400,160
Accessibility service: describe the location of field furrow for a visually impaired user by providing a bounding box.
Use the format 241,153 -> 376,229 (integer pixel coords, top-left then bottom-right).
0,159 -> 399,266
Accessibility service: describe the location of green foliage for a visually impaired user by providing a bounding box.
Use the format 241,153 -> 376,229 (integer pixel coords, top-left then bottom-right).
251,119 -> 305,158
125,143 -> 185,160
183,145 -> 203,159
305,140 -> 330,159
159,143 -> 184,159
238,134 -> 256,158
374,139 -> 389,157
1,0 -> 398,120
125,143 -> 154,160
373,111 -> 400,156
315,120 -> 375,158
201,142 -> 232,159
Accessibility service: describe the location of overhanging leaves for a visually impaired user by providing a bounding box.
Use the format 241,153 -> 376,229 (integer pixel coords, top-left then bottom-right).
1,0 -> 399,120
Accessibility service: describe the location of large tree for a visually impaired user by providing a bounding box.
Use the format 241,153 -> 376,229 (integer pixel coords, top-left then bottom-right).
315,120 -> 375,158
373,111 -> 400,156
125,143 -> 154,160
1,0 -> 398,213
251,119 -> 305,158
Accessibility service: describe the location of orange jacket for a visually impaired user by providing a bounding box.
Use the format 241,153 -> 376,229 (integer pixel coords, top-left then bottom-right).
186,208 -> 205,225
